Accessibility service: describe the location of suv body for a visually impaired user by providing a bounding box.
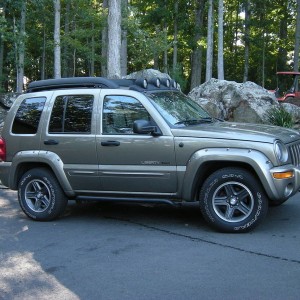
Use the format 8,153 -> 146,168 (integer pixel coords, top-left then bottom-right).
1,76 -> 300,232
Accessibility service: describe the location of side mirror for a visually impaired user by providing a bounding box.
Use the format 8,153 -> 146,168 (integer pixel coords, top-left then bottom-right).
133,120 -> 161,136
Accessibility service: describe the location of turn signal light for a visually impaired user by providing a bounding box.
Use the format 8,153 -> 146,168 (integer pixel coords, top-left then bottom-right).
272,171 -> 294,179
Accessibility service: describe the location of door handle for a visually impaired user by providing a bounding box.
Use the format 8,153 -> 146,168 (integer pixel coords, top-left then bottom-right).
44,139 -> 59,145
101,141 -> 120,147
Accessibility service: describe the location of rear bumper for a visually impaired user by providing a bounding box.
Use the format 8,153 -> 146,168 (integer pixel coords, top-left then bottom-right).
0,162 -> 12,188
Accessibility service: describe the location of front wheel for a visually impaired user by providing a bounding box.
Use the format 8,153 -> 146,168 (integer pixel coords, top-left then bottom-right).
18,168 -> 68,221
199,168 -> 268,233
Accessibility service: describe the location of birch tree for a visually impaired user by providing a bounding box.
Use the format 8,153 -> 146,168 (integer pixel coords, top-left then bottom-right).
172,0 -> 178,74
53,0 -> 61,79
205,0 -> 214,82
294,0 -> 300,72
121,0 -> 128,76
217,0 -> 224,80
243,0 -> 250,82
0,1 -> 7,91
16,0 -> 26,93
107,0 -> 121,79
191,0 -> 206,89
101,0 -> 108,77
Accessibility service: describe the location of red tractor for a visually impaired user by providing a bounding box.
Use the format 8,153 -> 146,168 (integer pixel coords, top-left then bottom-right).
272,71 -> 300,104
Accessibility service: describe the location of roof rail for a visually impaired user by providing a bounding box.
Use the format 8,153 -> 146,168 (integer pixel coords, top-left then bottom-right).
26,76 -> 179,93
27,77 -> 121,93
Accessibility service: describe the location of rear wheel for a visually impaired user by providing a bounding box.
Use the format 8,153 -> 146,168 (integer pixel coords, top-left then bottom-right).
199,167 -> 268,233
18,168 -> 68,221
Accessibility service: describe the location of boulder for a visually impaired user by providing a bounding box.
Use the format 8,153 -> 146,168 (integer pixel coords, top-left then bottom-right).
188,79 -> 279,123
0,93 -> 19,134
281,102 -> 300,129
0,93 -> 19,109
124,69 -> 171,81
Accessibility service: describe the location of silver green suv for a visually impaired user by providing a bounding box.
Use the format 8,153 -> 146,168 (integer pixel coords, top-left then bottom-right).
0,77 -> 300,232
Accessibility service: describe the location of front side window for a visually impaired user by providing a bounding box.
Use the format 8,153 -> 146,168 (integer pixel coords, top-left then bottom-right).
102,95 -> 150,134
12,97 -> 46,134
49,95 -> 94,134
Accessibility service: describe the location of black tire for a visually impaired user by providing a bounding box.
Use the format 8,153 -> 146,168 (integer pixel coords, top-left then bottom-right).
199,167 -> 268,233
18,168 -> 68,221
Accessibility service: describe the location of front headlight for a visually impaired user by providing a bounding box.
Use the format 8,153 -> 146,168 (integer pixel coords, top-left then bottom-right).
274,140 -> 289,164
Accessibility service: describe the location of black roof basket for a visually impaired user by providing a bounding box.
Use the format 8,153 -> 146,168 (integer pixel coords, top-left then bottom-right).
26,76 -> 179,93
26,77 -> 126,93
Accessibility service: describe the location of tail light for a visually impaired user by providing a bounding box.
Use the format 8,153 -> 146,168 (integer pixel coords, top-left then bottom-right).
0,138 -> 6,161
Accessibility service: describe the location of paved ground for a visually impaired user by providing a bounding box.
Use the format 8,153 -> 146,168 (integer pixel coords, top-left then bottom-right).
0,188 -> 300,300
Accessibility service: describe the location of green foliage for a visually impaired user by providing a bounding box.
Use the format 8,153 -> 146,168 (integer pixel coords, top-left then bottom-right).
0,0 -> 299,92
266,106 -> 294,128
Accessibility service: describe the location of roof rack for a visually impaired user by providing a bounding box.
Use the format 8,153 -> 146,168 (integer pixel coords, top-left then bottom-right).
27,77 -> 122,93
26,76 -> 179,93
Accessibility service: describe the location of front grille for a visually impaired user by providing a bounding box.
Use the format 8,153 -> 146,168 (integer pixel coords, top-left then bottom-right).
289,141 -> 300,167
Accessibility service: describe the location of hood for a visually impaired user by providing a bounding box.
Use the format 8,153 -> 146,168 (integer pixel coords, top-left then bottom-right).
171,121 -> 300,144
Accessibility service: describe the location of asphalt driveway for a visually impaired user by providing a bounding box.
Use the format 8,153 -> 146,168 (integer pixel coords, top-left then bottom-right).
1,188 -> 300,300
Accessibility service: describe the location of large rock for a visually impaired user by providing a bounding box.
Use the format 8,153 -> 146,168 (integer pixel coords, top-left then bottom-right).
189,79 -> 279,123
124,69 -> 171,81
0,93 -> 19,134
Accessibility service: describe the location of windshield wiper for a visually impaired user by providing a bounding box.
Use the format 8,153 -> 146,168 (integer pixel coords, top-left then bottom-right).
175,117 -> 213,126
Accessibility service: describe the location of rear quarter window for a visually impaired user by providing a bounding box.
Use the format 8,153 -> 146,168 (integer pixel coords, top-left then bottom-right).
12,97 -> 46,134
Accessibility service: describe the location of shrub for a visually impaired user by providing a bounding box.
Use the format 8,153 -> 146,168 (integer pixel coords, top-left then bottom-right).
266,106 -> 294,128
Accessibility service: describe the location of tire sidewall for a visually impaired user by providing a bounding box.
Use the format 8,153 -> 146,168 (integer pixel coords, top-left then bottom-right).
18,169 -> 64,221
200,168 -> 268,232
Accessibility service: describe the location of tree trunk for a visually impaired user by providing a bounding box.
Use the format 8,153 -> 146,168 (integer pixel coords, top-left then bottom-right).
217,0 -> 224,80
163,23 -> 168,73
172,0 -> 178,73
206,0 -> 214,82
62,0 -> 70,78
53,0 -> 61,79
0,2 -> 6,90
243,0 -> 250,82
101,0 -> 108,77
121,0 -> 128,76
153,26 -> 160,69
294,0 -> 300,71
41,23 -> 46,80
16,1 -> 26,93
107,0 -> 121,79
277,0 -> 288,72
190,0 -> 206,89
90,23 -> 95,76
0,34 -> 4,90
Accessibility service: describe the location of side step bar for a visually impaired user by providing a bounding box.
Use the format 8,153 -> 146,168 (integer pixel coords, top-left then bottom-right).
75,195 -> 182,207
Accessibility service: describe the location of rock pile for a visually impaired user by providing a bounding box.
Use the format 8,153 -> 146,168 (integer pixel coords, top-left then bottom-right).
188,79 -> 279,123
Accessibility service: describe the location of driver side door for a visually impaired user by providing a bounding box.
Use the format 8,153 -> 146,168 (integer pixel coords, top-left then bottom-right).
97,93 -> 177,195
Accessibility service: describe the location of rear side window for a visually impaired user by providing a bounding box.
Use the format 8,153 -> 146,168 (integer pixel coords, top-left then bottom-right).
49,95 -> 94,134
12,97 -> 46,134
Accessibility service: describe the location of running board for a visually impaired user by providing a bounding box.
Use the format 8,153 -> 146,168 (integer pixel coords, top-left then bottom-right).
75,195 -> 181,207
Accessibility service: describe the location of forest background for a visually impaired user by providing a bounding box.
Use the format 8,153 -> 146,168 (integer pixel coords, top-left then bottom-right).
1,0 -> 300,94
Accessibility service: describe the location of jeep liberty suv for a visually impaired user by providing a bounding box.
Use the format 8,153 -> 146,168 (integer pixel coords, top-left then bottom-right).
0,76 -> 300,232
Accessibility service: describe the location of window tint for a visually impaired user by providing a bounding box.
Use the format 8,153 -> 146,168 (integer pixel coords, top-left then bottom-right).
49,95 -> 94,134
12,97 -> 46,134
102,95 -> 150,134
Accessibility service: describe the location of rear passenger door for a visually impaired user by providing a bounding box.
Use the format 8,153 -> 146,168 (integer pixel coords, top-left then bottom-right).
41,90 -> 100,191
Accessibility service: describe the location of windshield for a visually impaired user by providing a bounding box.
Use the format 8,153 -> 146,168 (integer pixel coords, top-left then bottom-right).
147,91 -> 212,127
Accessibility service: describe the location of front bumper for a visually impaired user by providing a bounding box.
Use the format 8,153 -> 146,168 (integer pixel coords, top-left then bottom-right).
268,164 -> 300,201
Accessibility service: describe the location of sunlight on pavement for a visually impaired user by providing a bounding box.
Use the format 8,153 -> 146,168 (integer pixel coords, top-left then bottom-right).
0,252 -> 79,300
